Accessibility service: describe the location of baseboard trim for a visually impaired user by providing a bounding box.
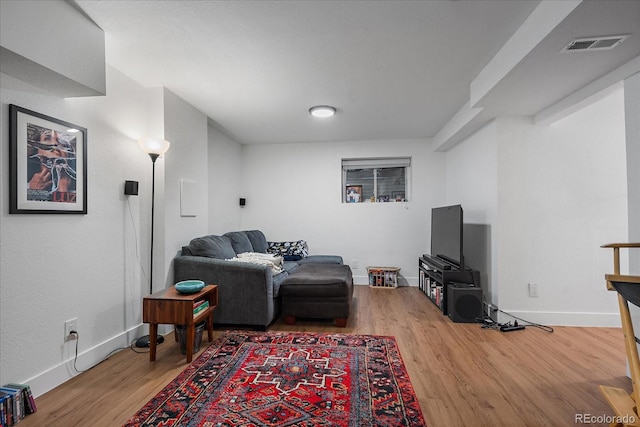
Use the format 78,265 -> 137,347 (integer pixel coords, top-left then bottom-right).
353,274 -> 419,287
25,324 -> 147,398
497,310 -> 621,328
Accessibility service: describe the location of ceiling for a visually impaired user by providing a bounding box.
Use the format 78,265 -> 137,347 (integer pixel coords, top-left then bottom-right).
72,0 -> 640,147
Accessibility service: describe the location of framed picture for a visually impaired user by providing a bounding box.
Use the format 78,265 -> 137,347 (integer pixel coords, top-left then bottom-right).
345,185 -> 363,203
9,105 -> 87,214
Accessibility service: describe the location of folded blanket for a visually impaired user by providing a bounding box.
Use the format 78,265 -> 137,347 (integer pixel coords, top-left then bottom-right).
227,252 -> 284,273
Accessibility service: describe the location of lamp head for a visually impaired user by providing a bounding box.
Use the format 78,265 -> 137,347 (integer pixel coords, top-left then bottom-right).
138,138 -> 170,162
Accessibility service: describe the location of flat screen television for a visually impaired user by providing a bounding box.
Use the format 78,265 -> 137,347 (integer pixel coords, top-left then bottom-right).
431,204 -> 463,268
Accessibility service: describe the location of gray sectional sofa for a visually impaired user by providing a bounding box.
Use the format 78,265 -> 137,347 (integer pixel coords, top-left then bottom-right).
173,230 -> 342,330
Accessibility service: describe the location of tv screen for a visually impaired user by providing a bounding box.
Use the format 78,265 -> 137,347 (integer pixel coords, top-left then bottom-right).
431,204 -> 463,268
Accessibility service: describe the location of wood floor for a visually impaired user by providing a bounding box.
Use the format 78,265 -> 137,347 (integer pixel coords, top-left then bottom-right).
20,286 -> 629,426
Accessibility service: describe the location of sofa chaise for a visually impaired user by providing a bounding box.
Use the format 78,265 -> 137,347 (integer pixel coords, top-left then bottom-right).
173,230 -> 343,330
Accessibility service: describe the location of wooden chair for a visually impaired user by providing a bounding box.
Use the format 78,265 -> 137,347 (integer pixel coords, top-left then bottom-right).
600,243 -> 640,427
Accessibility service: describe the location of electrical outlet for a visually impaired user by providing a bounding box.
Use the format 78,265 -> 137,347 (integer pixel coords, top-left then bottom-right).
352,259 -> 358,269
528,283 -> 539,298
65,318 -> 77,341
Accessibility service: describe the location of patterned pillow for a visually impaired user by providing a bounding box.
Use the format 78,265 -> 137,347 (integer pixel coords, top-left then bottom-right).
267,240 -> 309,260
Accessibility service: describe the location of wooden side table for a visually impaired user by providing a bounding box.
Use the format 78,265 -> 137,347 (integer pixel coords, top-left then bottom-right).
143,284 -> 218,363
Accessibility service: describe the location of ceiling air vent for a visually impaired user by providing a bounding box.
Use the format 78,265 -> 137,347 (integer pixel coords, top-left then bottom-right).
561,35 -> 629,52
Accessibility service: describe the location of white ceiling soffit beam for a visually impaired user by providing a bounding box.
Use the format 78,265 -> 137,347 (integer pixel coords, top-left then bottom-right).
430,100 -> 484,152
535,55 -> 640,125
0,0 -> 106,97
469,0 -> 581,107
432,0 -> 581,152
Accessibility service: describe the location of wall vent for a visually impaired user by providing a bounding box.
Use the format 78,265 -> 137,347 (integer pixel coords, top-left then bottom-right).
561,35 -> 629,52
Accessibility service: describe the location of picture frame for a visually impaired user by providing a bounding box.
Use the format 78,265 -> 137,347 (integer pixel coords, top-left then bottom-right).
9,105 -> 87,214
345,185 -> 363,203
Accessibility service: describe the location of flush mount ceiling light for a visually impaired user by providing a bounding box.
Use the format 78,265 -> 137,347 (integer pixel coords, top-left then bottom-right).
309,105 -> 336,118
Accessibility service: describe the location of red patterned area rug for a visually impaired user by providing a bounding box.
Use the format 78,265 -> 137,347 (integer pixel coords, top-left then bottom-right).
124,331 -> 426,426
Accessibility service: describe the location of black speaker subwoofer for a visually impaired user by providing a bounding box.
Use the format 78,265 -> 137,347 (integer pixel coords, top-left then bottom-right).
447,284 -> 482,323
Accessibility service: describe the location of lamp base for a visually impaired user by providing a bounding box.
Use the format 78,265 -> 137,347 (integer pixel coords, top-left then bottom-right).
135,334 -> 164,348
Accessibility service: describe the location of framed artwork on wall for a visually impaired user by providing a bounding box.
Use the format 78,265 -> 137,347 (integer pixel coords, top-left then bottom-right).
9,104 -> 88,214
345,185 -> 363,203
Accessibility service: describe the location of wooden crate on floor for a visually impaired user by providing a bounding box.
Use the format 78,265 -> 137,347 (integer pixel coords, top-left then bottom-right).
368,267 -> 400,288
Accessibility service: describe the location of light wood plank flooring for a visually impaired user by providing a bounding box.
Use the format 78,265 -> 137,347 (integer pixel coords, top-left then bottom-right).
19,286 -> 629,426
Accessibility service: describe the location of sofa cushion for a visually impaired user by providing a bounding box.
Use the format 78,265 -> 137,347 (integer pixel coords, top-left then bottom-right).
224,231 -> 253,254
245,230 -> 268,253
296,255 -> 343,265
188,235 -> 236,259
272,271 -> 289,297
279,264 -> 353,297
283,261 -> 300,274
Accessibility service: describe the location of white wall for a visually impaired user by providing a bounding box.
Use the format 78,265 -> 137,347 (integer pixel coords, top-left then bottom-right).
447,87 -> 628,327
207,125 -> 243,233
446,121 -> 499,307
163,89 -> 209,289
239,139 -> 445,284
0,67 -> 159,395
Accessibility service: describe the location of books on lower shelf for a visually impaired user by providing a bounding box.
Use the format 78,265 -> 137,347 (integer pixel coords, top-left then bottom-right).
435,286 -> 443,308
193,300 -> 209,318
0,383 -> 36,426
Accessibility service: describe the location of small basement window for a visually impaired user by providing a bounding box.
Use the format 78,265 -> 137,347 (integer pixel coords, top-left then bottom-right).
342,157 -> 411,203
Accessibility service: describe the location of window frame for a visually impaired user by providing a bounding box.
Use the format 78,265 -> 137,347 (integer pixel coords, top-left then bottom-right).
341,157 -> 411,203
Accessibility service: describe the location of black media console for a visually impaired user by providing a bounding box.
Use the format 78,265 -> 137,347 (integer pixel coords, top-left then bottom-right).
418,254 -> 479,315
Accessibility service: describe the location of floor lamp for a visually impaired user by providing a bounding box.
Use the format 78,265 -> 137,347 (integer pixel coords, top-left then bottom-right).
135,137 -> 171,348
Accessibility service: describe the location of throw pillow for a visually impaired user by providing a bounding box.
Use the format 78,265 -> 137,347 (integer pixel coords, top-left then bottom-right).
267,240 -> 309,259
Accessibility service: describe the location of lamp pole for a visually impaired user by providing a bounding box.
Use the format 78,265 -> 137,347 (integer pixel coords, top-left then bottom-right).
149,152 -> 159,295
135,138 -> 169,348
